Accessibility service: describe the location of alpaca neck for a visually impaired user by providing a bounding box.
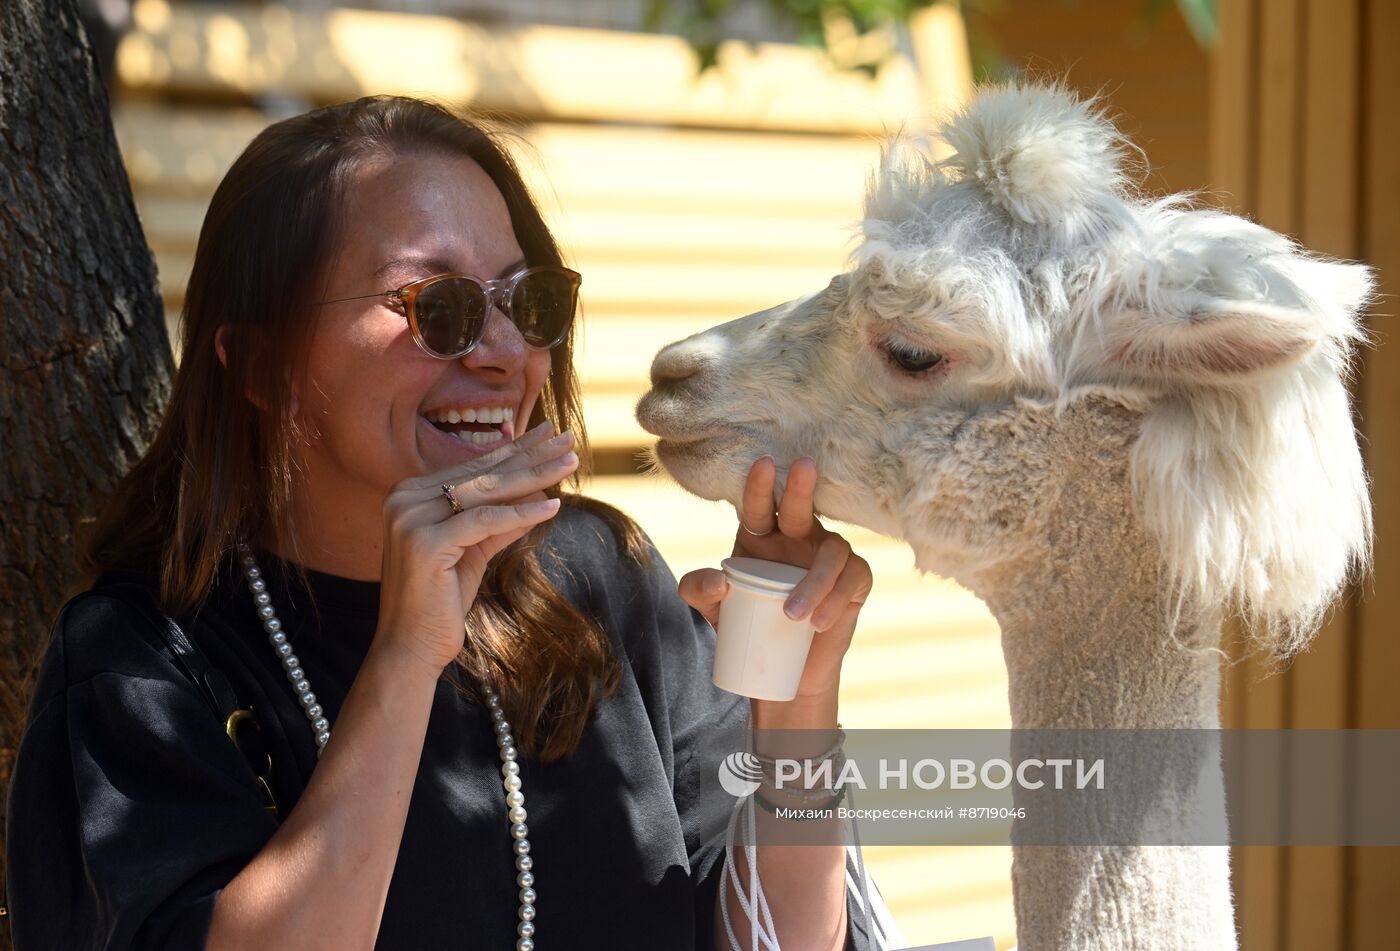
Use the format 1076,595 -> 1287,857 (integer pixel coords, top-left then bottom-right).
972,536 -> 1235,949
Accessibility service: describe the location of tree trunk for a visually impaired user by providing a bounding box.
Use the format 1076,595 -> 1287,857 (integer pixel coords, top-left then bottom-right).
0,0 -> 170,935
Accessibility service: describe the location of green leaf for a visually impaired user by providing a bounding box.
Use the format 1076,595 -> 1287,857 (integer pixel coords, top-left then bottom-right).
1175,0 -> 1219,50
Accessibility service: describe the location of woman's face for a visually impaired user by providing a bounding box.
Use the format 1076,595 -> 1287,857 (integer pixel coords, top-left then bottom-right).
297,151 -> 553,501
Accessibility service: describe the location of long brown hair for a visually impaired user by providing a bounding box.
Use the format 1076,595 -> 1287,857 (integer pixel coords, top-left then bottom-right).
86,96 -> 647,761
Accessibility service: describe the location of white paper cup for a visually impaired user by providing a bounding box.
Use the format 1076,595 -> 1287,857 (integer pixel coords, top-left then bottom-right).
712,557 -> 815,701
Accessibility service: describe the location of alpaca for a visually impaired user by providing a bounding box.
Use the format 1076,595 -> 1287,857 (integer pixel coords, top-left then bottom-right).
635,83 -> 1373,950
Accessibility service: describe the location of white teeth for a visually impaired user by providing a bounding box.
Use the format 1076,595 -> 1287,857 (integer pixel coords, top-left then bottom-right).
424,406 -> 517,424
454,429 -> 505,445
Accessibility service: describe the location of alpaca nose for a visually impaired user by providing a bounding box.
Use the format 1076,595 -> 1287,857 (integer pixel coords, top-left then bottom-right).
649,342 -> 713,390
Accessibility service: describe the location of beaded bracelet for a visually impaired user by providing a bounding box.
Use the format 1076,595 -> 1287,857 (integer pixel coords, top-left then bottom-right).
753,782 -> 847,819
752,726 -> 846,771
758,750 -> 849,801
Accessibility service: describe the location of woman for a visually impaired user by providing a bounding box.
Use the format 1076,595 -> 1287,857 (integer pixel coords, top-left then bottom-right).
5,96 -> 877,950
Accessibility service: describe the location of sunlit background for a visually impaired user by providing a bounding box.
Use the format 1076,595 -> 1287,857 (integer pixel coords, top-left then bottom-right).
84,1 -> 1399,948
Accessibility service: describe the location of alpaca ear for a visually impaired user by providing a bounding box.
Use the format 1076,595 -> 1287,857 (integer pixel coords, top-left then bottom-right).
1103,258 -> 1373,384
863,137 -> 940,227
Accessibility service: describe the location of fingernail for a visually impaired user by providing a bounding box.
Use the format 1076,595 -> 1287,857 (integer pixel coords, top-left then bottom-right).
549,431 -> 574,447
531,498 -> 561,513
707,574 -> 727,595
559,451 -> 579,466
784,595 -> 808,620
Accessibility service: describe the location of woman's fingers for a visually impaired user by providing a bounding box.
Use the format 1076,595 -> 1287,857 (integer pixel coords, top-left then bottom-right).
429,497 -> 563,555
402,419 -> 559,494
490,429 -> 575,476
776,457 -> 818,540
738,455 -> 778,536
678,567 -> 729,629
809,553 -> 872,632
782,533 -> 851,621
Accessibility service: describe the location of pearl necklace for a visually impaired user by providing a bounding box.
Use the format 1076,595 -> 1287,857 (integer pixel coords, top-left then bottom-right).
236,544 -> 539,950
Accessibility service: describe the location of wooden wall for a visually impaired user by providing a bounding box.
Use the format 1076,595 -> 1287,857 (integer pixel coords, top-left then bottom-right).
963,0 -> 1213,195
970,0 -> 1399,945
1212,0 -> 1400,948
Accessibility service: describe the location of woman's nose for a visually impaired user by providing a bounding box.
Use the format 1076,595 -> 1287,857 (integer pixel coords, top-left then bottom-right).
461,308 -> 528,374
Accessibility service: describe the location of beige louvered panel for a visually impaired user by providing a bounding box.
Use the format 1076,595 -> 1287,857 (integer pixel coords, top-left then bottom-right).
518,124 -> 877,448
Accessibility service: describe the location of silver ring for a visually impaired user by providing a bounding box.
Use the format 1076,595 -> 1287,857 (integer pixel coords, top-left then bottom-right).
741,523 -> 774,537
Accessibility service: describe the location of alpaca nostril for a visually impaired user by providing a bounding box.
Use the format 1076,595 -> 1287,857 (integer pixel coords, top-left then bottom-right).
649,346 -> 712,389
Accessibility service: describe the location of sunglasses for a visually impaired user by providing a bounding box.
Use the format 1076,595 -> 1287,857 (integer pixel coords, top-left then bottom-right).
322,265 -> 582,360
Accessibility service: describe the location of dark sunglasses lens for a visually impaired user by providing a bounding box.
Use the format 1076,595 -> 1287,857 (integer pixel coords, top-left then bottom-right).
415,279 -> 486,356
512,270 -> 578,347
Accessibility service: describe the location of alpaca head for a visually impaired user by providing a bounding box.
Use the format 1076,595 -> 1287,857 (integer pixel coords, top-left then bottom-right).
637,83 -> 1374,654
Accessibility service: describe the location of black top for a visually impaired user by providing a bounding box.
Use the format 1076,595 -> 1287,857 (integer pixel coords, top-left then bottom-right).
5,500 -> 877,950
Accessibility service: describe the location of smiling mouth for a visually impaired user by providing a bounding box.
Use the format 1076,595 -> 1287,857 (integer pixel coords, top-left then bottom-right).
423,405 -> 515,446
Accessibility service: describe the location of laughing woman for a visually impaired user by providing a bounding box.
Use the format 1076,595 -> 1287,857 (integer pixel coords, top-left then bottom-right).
5,97 -> 877,951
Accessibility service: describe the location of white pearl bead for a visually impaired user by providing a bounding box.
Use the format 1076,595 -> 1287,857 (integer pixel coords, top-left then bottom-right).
517,938 -> 535,951
243,546 -> 540,935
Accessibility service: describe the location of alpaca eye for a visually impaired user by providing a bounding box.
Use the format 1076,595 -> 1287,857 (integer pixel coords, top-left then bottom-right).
881,339 -> 943,374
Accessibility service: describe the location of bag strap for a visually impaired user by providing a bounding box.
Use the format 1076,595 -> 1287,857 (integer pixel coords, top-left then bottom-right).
94,577 -> 280,818
95,579 -> 242,721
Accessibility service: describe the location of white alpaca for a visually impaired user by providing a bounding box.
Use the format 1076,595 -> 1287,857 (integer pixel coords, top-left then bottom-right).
636,83 -> 1373,950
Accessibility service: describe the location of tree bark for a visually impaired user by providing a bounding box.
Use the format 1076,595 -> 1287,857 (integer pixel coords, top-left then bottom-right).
0,0 -> 170,934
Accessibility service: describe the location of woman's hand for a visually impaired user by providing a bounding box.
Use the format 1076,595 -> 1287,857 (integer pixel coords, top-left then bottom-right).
375,420 -> 578,677
678,456 -> 872,702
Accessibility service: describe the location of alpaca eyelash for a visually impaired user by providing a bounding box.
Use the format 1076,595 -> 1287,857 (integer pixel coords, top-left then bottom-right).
880,338 -> 944,374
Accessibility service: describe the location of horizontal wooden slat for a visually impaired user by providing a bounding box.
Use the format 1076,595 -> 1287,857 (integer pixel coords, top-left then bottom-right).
118,0 -> 923,134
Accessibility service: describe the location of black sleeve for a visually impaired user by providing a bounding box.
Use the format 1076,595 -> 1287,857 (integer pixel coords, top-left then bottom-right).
5,594 -> 280,950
